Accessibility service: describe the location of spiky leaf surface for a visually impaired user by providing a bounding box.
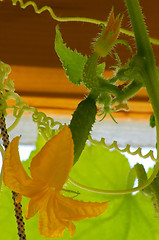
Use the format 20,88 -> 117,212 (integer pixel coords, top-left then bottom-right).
55,25 -> 87,85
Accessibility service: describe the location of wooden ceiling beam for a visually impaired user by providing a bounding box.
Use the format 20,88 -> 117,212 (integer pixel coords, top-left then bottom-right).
0,1 -> 158,121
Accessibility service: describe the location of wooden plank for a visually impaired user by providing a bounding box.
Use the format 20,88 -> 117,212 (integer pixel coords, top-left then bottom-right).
10,65 -> 149,100
6,65 -> 152,121
0,0 -> 158,68
10,65 -> 88,97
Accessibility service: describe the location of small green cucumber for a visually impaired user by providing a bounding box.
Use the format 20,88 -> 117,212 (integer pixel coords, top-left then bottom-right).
69,95 -> 97,164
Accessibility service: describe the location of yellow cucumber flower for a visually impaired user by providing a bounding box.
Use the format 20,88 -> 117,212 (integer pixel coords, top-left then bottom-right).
94,8 -> 123,57
3,125 -> 108,238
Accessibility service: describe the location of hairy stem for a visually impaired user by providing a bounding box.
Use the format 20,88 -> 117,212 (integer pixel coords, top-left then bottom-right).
124,0 -> 159,126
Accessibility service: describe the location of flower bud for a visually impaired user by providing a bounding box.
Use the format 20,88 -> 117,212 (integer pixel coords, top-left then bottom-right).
94,9 -> 123,57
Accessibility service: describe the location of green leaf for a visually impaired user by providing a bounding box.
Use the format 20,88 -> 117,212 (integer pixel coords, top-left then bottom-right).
69,144 -> 131,199
126,167 -> 137,189
66,145 -> 159,240
55,25 -> 87,85
60,193 -> 159,240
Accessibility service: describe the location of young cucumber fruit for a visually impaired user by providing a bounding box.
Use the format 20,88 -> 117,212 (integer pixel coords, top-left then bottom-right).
69,95 -> 97,164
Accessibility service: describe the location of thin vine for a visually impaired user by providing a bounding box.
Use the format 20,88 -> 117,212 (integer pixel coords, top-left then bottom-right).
69,160 -> 159,195
0,0 -> 158,45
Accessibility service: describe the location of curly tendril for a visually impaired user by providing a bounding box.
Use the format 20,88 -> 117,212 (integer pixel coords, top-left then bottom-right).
0,0 -> 158,45
0,61 -> 63,143
88,136 -> 156,161
32,110 -> 63,141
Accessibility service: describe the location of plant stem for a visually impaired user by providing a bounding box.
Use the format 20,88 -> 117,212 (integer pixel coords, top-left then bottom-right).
124,0 -> 159,192
125,0 -> 153,58
124,0 -> 159,126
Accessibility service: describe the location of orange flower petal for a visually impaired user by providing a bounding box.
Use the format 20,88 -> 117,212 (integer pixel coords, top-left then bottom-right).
3,137 -> 31,193
30,125 -> 74,190
104,9 -> 115,37
38,191 -> 73,238
25,187 -> 50,220
3,136 -> 44,198
55,193 -> 109,221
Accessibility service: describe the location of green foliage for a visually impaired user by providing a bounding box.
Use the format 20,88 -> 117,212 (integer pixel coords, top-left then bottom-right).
55,25 -> 146,119
70,145 -> 131,196
67,145 -> 159,240
55,26 -> 106,87
69,95 -> 97,164
1,144 -> 159,239
55,25 -> 87,85
55,23 -> 145,118
135,163 -> 148,186
126,167 -> 137,189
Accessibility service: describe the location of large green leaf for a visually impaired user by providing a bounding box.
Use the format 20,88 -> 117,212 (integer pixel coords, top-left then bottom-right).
70,144 -> 130,193
65,145 -> 159,240
55,25 -> 87,85
62,193 -> 159,240
1,144 -> 159,239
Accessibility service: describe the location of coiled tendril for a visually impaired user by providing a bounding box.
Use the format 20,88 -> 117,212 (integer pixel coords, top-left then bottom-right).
0,0 -> 158,45
89,135 -> 156,161
0,61 -> 63,143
